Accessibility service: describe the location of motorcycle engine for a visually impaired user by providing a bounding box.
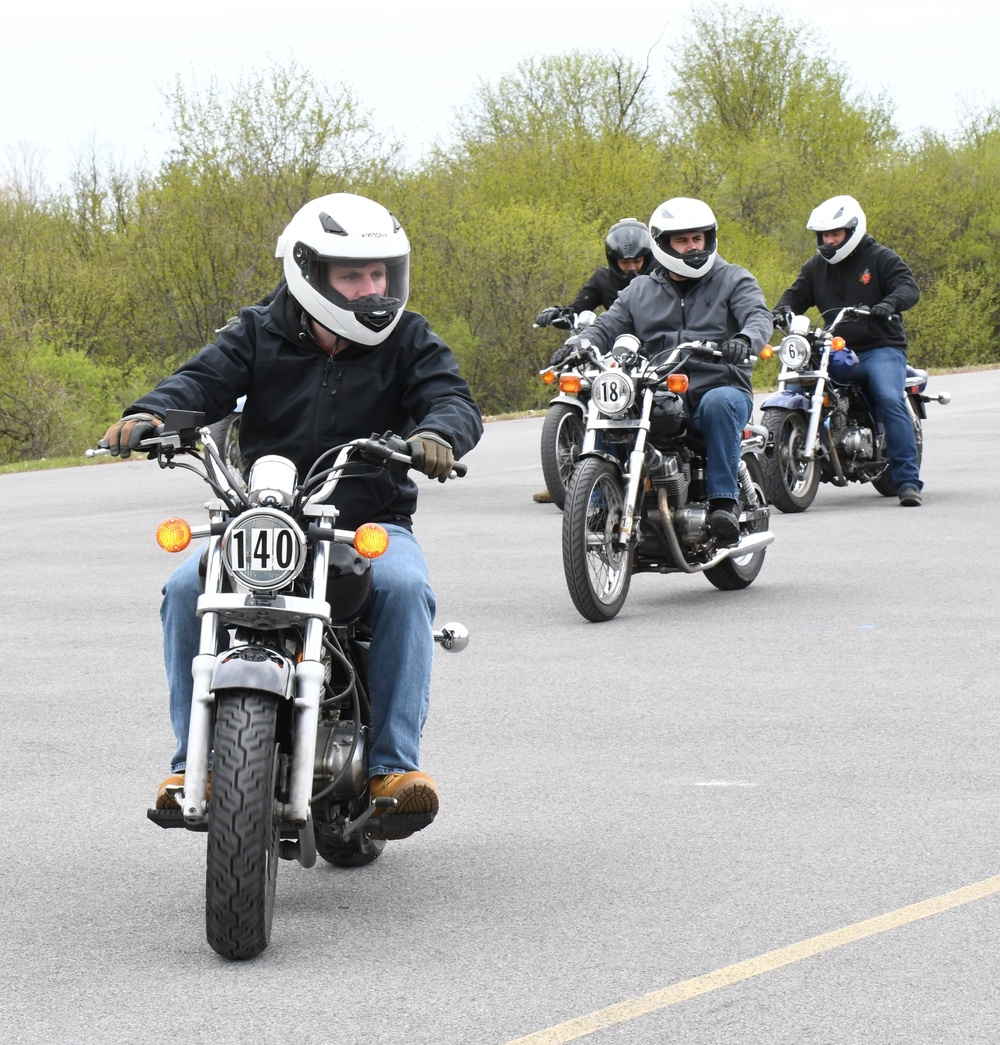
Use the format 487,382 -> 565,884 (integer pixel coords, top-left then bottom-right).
314,719 -> 367,798
648,450 -> 689,506
836,425 -> 874,459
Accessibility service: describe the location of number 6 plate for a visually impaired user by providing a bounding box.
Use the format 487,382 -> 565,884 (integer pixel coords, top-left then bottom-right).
222,508 -> 306,590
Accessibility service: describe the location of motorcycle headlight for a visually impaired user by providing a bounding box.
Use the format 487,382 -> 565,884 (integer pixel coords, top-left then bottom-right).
778,334 -> 812,371
222,507 -> 306,591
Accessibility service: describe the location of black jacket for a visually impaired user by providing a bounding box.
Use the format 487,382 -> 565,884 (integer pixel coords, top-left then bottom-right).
129,286 -> 483,530
568,260 -> 653,314
774,236 -> 919,352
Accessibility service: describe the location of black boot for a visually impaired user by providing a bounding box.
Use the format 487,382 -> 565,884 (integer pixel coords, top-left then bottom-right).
708,498 -> 740,545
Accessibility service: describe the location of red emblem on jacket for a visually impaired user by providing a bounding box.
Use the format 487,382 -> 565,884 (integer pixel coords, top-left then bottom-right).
860,269 -> 872,284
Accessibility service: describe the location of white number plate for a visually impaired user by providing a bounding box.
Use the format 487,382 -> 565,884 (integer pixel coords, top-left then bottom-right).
223,510 -> 305,590
591,371 -> 635,416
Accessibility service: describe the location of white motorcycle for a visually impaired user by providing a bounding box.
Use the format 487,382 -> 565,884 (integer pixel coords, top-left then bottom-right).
90,414 -> 468,959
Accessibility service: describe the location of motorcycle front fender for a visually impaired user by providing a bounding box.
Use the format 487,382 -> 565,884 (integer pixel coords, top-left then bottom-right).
210,644 -> 297,699
549,394 -> 587,414
576,448 -> 625,474
761,390 -> 811,412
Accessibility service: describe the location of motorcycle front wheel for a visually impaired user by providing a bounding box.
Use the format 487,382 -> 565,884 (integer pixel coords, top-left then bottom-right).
562,456 -> 633,621
761,409 -> 819,512
206,690 -> 282,960
705,455 -> 769,591
871,400 -> 923,497
540,402 -> 585,511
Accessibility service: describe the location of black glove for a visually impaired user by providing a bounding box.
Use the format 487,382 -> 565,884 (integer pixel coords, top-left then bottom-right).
535,306 -> 563,328
99,412 -> 163,458
550,335 -> 583,368
720,336 -> 752,365
870,302 -> 894,321
771,307 -> 792,329
408,430 -> 455,481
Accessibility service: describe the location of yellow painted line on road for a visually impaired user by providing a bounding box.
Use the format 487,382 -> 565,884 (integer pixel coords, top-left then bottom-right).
502,873 -> 1000,1045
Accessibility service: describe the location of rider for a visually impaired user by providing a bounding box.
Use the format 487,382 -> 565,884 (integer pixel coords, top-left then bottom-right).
100,192 -> 483,837
534,217 -> 655,329
556,197 -> 772,542
532,219 -> 654,503
771,194 -> 923,506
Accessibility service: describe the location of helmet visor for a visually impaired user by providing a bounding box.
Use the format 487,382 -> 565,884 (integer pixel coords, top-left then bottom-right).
292,243 -> 409,318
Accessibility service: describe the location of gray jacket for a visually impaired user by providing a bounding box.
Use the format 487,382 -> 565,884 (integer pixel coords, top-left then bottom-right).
582,259 -> 771,408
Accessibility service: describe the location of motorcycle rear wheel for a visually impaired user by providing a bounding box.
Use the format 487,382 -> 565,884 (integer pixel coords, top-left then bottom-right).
705,455 -> 769,591
871,401 -> 923,497
206,690 -> 282,960
761,409 -> 819,513
562,456 -> 633,621
540,402 -> 585,511
315,821 -> 385,868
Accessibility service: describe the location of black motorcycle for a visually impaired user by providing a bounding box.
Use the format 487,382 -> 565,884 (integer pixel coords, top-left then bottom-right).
760,306 -> 950,512
561,335 -> 774,621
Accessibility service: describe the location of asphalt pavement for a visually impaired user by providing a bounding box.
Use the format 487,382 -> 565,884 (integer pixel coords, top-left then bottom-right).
1,369 -> 998,1044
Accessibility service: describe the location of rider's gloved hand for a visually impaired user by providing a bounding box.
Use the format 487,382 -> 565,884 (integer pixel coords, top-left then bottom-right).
408,431 -> 455,481
99,413 -> 163,458
870,302 -> 894,321
771,307 -> 792,329
550,335 -> 583,368
535,306 -> 564,328
720,335 -> 752,365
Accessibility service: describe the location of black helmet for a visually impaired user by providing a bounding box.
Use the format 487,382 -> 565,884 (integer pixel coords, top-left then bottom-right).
605,218 -> 654,273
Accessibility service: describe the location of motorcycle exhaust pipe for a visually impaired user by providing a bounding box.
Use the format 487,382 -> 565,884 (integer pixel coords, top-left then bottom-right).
654,488 -> 774,574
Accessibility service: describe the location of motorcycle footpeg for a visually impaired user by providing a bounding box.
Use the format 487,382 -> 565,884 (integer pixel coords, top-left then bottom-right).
365,811 -> 437,839
146,807 -> 208,831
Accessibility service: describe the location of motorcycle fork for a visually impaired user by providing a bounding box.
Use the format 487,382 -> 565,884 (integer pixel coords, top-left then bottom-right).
801,366 -> 829,461
285,537 -> 332,826
182,528 -> 225,823
618,391 -> 655,545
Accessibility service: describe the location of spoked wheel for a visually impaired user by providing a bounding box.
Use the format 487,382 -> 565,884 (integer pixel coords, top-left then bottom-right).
540,403 -> 585,510
872,400 -> 923,497
208,413 -> 247,477
562,457 -> 633,621
761,409 -> 819,512
705,455 -> 769,591
205,690 -> 282,960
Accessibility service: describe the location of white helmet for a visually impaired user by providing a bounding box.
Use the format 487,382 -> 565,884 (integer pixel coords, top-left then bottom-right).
806,195 -> 867,264
275,193 -> 410,345
649,198 -> 718,279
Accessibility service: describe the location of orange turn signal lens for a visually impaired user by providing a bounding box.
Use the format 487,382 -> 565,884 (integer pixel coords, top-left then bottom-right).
831,337 -> 846,351
354,523 -> 390,559
541,369 -> 557,385
759,344 -> 774,360
156,518 -> 192,553
666,374 -> 689,393
559,374 -> 582,394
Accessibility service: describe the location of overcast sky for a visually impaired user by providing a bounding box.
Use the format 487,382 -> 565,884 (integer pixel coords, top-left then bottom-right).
3,0 -> 997,190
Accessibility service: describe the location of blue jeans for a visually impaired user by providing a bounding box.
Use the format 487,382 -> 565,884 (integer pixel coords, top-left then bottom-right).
857,346 -> 921,491
690,386 -> 754,502
160,524 -> 436,778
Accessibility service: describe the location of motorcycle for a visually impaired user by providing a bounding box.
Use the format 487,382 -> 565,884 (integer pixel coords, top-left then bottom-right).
560,334 -> 774,622
88,415 -> 468,960
535,310 -> 598,510
760,306 -> 950,512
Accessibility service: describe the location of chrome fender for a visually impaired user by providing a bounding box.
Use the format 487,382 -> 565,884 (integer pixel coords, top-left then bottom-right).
210,644 -> 297,699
